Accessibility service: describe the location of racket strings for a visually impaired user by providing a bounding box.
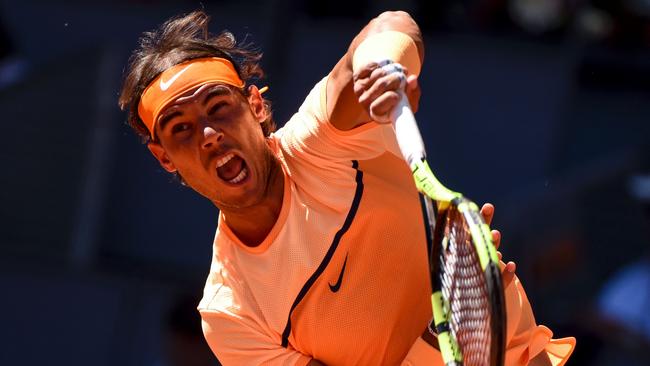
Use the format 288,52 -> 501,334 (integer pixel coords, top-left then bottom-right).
440,208 -> 492,366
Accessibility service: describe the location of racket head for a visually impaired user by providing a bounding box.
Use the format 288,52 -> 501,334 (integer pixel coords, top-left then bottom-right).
428,197 -> 506,366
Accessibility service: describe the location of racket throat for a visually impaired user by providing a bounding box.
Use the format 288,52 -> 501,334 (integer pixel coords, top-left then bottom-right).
410,159 -> 460,203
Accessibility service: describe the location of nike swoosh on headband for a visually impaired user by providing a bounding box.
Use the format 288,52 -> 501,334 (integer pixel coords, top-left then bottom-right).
159,64 -> 192,91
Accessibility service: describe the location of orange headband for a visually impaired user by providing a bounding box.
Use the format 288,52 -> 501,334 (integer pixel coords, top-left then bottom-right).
138,57 -> 245,137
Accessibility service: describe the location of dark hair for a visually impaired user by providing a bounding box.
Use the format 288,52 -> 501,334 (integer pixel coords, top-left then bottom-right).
118,10 -> 275,142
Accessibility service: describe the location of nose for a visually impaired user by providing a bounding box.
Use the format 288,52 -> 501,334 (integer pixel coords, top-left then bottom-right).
202,126 -> 224,149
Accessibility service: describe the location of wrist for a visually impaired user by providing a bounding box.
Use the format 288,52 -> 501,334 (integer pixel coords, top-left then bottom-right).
351,31 -> 421,76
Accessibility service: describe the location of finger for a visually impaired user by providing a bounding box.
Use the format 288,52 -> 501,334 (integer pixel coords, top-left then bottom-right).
366,62 -> 406,93
497,251 -> 502,261
366,64 -> 395,86
480,203 -> 495,226
353,63 -> 384,99
359,62 -> 406,97
406,74 -> 418,95
492,230 -> 501,249
405,74 -> 421,113
355,61 -> 405,86
378,60 -> 406,74
352,61 -> 379,82
354,67 -> 392,103
369,91 -> 401,122
353,75 -> 375,99
501,265 -> 515,281
505,261 -> 517,273
358,73 -> 405,112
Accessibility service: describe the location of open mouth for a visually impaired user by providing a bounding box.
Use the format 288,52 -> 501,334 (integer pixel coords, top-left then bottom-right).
216,152 -> 249,185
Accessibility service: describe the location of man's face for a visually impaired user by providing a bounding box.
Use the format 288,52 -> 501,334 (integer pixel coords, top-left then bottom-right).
147,83 -> 273,210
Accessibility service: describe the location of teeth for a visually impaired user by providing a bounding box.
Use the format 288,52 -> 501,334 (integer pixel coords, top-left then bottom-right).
228,167 -> 248,184
216,153 -> 235,168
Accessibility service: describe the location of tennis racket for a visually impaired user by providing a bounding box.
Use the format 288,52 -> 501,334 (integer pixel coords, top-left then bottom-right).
388,63 -> 506,366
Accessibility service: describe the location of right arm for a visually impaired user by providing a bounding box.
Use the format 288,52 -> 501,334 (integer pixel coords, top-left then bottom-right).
326,11 -> 424,131
277,12 -> 424,173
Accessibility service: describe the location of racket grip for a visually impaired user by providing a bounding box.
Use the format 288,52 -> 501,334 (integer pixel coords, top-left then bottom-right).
393,92 -> 427,166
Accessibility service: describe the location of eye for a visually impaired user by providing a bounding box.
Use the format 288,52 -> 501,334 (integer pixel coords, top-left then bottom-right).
171,122 -> 192,135
208,101 -> 228,116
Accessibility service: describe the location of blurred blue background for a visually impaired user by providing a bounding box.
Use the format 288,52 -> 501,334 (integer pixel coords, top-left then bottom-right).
1,0 -> 649,365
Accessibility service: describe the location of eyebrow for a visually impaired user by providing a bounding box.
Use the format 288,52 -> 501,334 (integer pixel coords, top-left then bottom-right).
202,85 -> 233,106
158,110 -> 182,133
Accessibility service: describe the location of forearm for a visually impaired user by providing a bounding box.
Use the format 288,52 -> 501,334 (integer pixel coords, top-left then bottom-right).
346,11 -> 424,70
327,11 -> 423,131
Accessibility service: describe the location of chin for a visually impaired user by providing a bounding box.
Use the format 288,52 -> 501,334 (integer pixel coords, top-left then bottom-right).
213,184 -> 266,211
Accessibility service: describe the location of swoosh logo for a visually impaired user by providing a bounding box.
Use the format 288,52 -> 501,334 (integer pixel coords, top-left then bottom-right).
159,64 -> 192,91
328,253 -> 348,293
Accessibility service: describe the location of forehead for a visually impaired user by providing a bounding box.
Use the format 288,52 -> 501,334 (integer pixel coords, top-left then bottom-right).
159,82 -> 237,113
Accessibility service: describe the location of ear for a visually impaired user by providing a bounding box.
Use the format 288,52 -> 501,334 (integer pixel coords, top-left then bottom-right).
246,85 -> 267,123
147,142 -> 177,173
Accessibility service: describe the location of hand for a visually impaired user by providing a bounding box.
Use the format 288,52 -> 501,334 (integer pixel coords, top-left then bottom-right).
352,61 -> 421,123
480,203 -> 516,274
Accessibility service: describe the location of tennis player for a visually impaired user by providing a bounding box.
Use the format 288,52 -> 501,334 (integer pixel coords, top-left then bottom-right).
119,10 -> 575,366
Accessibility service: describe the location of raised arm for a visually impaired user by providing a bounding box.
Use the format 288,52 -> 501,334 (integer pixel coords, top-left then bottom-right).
326,11 -> 424,131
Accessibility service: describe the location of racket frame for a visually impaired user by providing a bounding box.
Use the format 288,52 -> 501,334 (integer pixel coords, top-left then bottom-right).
393,90 -> 506,366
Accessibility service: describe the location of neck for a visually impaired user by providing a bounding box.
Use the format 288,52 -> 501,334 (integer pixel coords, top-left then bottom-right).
221,154 -> 285,247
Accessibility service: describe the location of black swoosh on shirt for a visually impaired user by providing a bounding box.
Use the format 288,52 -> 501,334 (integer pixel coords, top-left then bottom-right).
328,253 -> 349,293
